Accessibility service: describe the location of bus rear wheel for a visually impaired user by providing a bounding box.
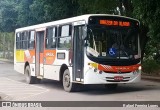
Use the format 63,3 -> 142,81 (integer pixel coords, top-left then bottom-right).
105,84 -> 118,90
25,66 -> 36,84
63,69 -> 76,92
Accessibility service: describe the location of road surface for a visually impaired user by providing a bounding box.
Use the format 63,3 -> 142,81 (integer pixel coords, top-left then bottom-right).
0,61 -> 160,110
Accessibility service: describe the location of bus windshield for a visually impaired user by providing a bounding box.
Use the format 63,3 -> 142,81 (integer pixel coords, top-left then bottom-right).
86,25 -> 140,60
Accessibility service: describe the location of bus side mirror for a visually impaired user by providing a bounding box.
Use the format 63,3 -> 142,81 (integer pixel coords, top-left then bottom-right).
84,40 -> 88,47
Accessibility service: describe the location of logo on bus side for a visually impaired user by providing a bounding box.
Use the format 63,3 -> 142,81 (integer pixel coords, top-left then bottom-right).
46,53 -> 54,57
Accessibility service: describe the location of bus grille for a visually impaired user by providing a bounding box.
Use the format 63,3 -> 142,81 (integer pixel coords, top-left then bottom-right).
104,71 -> 132,74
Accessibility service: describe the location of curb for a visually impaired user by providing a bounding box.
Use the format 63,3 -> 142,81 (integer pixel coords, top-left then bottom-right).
142,75 -> 160,82
0,59 -> 14,63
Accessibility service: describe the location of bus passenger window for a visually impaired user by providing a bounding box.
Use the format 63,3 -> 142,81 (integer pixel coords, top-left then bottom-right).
16,33 -> 21,49
28,31 -> 35,49
46,27 -> 57,49
22,31 -> 28,49
58,25 -> 72,49
58,37 -> 71,49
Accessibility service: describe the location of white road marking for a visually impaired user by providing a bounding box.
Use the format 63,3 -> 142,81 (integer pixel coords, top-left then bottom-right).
0,77 -> 49,101
16,89 -> 50,101
4,77 -> 47,90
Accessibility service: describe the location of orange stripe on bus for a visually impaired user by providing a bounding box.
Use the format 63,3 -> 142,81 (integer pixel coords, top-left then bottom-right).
98,64 -> 141,72
44,50 -> 56,65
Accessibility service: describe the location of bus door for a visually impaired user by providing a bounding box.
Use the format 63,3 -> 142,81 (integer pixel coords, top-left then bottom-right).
35,28 -> 45,78
73,24 -> 85,82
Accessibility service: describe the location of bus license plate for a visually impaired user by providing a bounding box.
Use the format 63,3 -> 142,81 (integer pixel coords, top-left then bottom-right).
114,76 -> 123,81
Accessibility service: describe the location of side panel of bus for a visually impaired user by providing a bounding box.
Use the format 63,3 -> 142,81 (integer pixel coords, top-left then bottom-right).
14,21 -> 87,83
42,24 -> 73,81
14,31 -> 36,76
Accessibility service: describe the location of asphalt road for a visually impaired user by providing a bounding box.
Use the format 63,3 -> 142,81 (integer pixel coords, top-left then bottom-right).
0,61 -> 160,110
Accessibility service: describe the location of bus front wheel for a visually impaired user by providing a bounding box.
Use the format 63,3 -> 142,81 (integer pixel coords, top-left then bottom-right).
25,66 -> 36,84
63,69 -> 76,92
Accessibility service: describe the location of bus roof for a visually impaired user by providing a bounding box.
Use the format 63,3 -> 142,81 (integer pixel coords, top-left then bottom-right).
15,14 -> 139,32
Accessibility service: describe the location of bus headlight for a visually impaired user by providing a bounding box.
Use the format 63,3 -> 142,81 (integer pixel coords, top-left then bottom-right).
138,66 -> 142,70
133,66 -> 142,75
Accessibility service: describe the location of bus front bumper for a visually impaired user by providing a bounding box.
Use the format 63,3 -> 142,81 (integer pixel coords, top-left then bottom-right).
83,69 -> 141,84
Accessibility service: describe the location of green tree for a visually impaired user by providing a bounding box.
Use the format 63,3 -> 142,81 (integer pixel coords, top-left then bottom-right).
0,0 -> 18,32
0,0 -> 159,63
133,0 -> 160,59
29,0 -> 78,24
17,0 -> 34,27
77,0 -> 118,14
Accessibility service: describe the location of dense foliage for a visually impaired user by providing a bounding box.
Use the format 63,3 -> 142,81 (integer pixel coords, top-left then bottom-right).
0,0 -> 160,72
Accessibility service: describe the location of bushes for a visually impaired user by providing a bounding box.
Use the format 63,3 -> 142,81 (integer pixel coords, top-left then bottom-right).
142,59 -> 160,75
0,32 -> 14,60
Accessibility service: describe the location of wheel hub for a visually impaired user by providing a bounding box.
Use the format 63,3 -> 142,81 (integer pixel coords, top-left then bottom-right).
64,75 -> 70,87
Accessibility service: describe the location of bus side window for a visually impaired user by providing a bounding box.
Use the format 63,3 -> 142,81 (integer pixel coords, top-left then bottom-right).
16,33 -> 21,49
22,31 -> 28,49
28,31 -> 35,49
20,33 -> 23,49
46,27 -> 57,49
58,25 -> 72,49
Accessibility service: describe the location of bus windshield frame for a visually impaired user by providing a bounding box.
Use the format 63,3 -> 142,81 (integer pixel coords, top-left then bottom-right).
85,16 -> 141,66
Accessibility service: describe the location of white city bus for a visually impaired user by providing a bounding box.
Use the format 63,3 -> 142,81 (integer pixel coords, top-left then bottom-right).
14,14 -> 141,92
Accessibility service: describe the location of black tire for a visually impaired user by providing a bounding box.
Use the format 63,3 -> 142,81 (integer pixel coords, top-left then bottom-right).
24,66 -> 36,84
105,84 -> 118,90
63,69 -> 76,92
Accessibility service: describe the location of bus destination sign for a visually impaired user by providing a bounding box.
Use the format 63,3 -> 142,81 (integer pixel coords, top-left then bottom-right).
100,20 -> 130,27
